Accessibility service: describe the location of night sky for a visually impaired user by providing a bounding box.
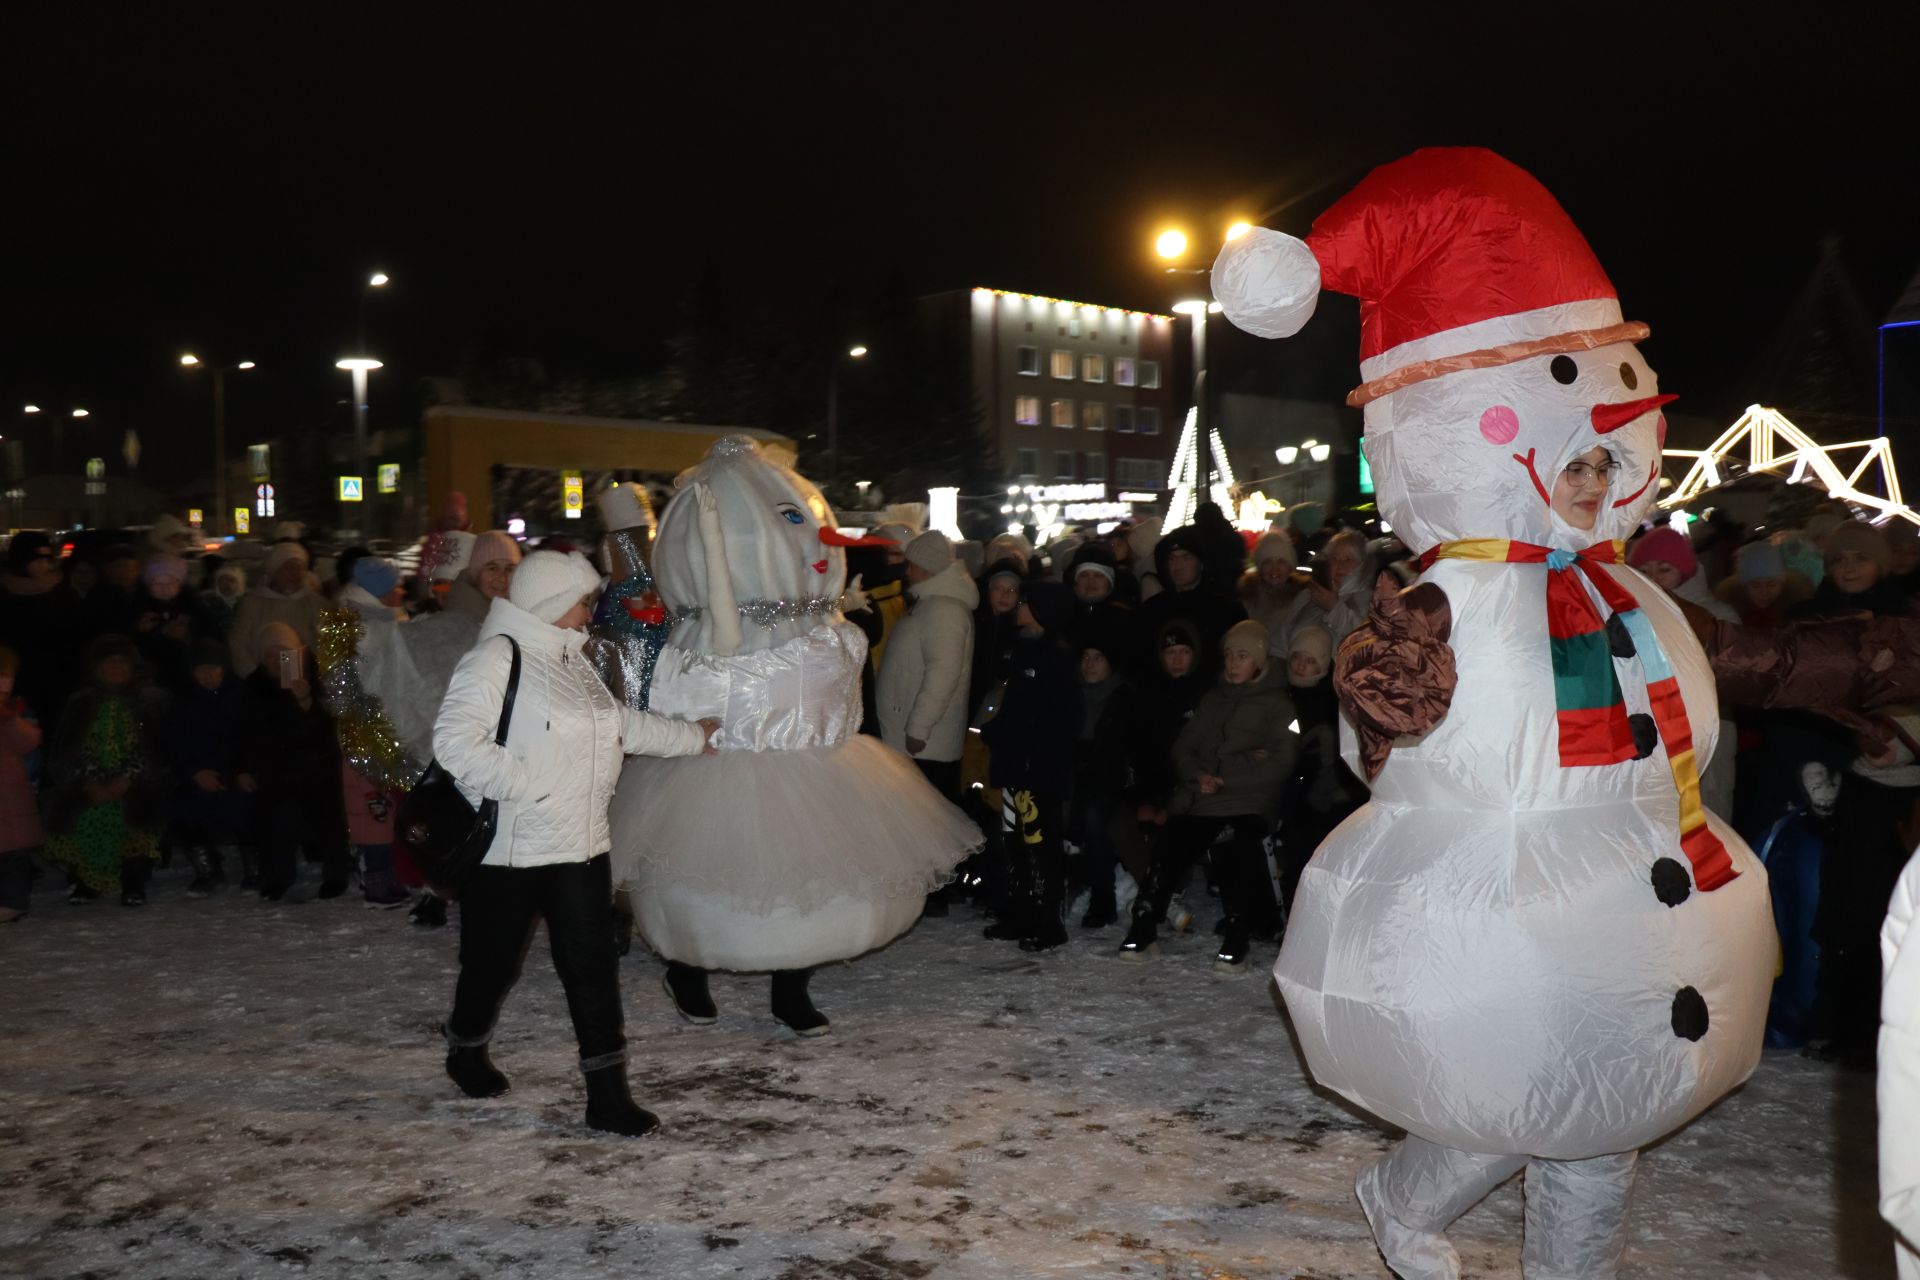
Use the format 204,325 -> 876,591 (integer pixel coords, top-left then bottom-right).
10,5 -> 1916,490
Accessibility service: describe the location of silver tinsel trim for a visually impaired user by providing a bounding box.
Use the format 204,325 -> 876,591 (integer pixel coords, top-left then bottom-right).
669,595 -> 837,629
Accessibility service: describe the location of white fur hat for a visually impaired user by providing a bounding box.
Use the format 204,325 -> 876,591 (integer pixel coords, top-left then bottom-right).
510,550 -> 602,624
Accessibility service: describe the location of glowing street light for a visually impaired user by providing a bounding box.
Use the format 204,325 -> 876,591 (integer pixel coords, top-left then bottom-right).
1155,228 -> 1189,261
21,404 -> 39,414
1225,221 -> 1253,241
368,271 -> 390,288
182,357 -> 259,536
1310,442 -> 1333,463
1276,446 -> 1299,465
1171,299 -> 1210,317
335,357 -> 384,372
70,408 -> 89,418
848,345 -> 868,359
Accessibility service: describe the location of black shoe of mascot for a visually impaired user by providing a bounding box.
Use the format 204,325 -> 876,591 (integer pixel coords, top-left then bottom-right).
771,969 -> 830,1037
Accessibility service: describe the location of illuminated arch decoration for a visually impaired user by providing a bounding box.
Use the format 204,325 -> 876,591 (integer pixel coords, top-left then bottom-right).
1659,404 -> 1920,527
1165,406 -> 1236,530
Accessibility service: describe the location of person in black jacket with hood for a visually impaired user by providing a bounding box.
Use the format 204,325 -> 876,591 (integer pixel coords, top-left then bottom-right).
977,571 -> 1082,951
1069,615 -> 1141,927
1135,525 -> 1246,681
1063,541 -> 1139,678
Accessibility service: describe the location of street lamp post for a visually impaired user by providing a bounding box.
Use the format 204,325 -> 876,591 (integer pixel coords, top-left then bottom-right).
336,358 -> 383,533
181,355 -> 257,537
1157,222 -> 1248,514
826,344 -> 868,490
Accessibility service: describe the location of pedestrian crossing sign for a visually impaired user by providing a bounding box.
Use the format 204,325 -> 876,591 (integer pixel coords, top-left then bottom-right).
338,476 -> 364,502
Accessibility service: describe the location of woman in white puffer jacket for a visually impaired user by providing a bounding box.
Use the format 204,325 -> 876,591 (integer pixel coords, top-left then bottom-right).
433,551 -> 715,1137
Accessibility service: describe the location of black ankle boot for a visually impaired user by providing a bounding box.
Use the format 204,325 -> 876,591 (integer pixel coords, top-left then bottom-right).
1118,907 -> 1158,960
770,969 -> 830,1037
583,1063 -> 659,1137
662,963 -> 717,1024
1019,916 -> 1069,952
443,1033 -> 509,1098
1214,917 -> 1251,974
1080,892 -> 1118,928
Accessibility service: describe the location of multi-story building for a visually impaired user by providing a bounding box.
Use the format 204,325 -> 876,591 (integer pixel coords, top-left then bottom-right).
921,287 -> 1181,504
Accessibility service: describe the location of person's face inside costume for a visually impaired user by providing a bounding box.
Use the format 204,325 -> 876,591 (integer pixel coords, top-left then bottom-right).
1073,569 -> 1112,603
474,558 -> 515,601
1166,548 -> 1201,590
1160,643 -> 1194,679
988,576 -> 1020,616
1745,576 -> 1783,609
1080,648 -> 1112,684
1800,760 -> 1840,817
1222,644 -> 1260,686
1829,547 -> 1881,596
1550,446 -> 1617,533
1258,557 -> 1291,588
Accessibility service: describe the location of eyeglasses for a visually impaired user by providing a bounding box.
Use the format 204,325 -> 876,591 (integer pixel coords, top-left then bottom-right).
1561,460 -> 1622,487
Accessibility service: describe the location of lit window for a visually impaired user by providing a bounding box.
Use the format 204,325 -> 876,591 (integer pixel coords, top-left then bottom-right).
1055,451 -> 1076,480
1139,360 -> 1161,389
1069,314 -> 1083,338
1084,450 -> 1106,482
1051,399 -> 1075,429
1016,346 -> 1039,376
1050,350 -> 1075,380
1113,358 -> 1135,386
1083,402 -> 1106,431
1014,395 -> 1041,426
1016,448 -> 1038,478
1138,407 -> 1160,435
1081,354 -> 1105,383
1113,405 -> 1135,433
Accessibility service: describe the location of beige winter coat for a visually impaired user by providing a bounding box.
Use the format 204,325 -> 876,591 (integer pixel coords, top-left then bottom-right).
875,562 -> 978,762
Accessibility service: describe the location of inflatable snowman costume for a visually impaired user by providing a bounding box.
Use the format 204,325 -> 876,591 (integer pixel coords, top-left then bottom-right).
609,436 -> 979,1030
1212,149 -> 1773,1278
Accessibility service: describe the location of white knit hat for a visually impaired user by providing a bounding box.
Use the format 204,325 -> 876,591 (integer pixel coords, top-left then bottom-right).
904,530 -> 954,573
509,550 -> 603,624
596,482 -> 655,532
263,541 -> 310,583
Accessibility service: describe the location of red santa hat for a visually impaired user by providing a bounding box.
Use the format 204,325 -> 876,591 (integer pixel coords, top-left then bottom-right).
1211,147 -> 1650,408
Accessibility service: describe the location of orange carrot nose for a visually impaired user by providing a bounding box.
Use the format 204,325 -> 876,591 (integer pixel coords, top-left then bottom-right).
818,527 -> 898,548
1591,393 -> 1677,434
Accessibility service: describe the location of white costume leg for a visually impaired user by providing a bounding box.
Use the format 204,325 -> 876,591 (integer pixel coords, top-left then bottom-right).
1521,1150 -> 1638,1279
1356,1136 -> 1526,1280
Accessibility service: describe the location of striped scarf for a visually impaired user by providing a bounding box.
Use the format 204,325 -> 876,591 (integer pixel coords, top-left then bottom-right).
1416,537 -> 1736,892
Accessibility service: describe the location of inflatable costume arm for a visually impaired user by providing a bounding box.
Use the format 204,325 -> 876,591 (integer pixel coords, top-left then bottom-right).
1681,602 -> 1920,734
1334,578 -> 1456,781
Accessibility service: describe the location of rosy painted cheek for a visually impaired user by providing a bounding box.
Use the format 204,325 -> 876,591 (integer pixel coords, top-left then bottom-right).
1479,405 -> 1519,445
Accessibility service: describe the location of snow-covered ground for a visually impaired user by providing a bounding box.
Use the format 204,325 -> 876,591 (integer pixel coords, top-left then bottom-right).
0,864 -> 1897,1279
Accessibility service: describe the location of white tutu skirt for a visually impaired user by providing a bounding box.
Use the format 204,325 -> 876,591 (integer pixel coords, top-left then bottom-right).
609,735 -> 982,971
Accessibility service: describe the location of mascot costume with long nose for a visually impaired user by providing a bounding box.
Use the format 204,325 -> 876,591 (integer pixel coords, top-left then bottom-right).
609,436 -> 980,1035
1212,149 -> 1773,1278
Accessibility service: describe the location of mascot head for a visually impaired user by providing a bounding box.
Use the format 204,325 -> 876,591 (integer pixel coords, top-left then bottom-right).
1211,147 -> 1672,552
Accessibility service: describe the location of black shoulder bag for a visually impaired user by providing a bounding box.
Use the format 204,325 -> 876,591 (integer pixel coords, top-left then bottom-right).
397,636 -> 522,896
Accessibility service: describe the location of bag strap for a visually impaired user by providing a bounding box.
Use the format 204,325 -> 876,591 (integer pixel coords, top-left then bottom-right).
494,636 -> 522,746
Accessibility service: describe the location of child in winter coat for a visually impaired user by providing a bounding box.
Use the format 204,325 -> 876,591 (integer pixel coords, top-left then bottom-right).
164,640 -> 250,896
1068,624 -> 1140,928
1274,625 -> 1366,918
0,648 -> 43,922
1119,619 -> 1296,972
46,635 -> 169,906
1238,530 -> 1324,664
132,554 -> 201,693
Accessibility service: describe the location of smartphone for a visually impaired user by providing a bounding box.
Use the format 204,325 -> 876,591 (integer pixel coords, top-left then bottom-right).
1309,562 -> 1332,589
278,649 -> 301,689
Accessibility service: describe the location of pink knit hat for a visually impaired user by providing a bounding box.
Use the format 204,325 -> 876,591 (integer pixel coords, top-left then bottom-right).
1628,527 -> 1696,582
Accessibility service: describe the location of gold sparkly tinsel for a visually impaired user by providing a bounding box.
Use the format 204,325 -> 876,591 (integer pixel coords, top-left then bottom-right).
316,607 -> 423,791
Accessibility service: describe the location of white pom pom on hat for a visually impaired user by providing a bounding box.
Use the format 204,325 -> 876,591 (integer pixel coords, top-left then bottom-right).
1211,226 -> 1323,340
